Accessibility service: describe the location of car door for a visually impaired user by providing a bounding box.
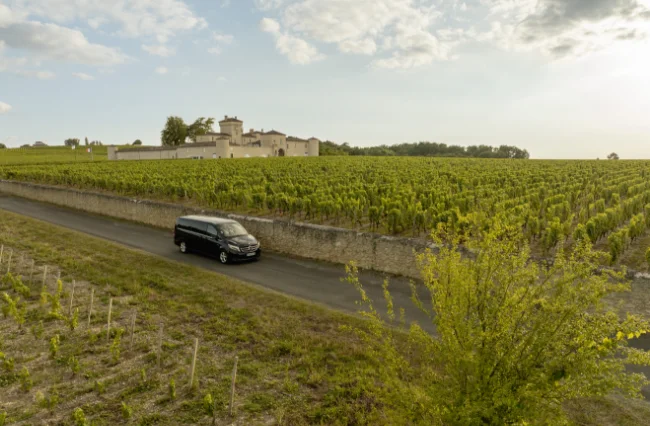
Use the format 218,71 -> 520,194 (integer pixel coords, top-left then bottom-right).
205,224 -> 221,255
189,220 -> 208,253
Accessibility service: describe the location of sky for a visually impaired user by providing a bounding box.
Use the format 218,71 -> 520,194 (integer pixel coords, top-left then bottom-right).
0,0 -> 649,159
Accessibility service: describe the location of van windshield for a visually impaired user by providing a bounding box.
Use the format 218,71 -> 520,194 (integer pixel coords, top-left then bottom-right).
218,223 -> 248,238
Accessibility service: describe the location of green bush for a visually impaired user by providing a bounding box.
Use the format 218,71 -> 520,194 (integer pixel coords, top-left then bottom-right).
345,225 -> 650,425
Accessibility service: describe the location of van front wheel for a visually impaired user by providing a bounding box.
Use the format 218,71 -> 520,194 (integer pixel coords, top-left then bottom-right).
179,242 -> 188,253
219,250 -> 229,264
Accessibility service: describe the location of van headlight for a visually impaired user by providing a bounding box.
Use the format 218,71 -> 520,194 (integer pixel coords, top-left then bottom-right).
228,244 -> 240,252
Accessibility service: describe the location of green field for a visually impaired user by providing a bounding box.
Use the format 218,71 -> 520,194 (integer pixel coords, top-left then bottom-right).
0,146 -> 107,164
1,208 -> 649,425
2,157 -> 650,266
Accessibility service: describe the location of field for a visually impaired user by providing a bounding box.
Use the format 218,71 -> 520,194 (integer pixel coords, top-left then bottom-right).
2,207 -> 650,425
2,157 -> 650,266
0,146 -> 107,165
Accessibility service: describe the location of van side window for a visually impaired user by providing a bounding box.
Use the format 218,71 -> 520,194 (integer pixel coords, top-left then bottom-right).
207,225 -> 219,237
191,221 -> 208,233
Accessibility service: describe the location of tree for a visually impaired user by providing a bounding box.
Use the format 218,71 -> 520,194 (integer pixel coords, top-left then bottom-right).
90,140 -> 103,146
132,139 -> 142,146
187,117 -> 215,142
345,225 -> 650,424
64,138 -> 80,147
0,143 -> 6,149
608,152 -> 620,160
84,137 -> 89,146
161,116 -> 187,146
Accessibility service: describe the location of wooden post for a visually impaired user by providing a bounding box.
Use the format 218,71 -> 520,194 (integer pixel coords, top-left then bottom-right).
229,356 -> 239,416
56,270 -> 61,282
129,311 -> 137,349
68,280 -> 76,316
0,244 -> 3,264
87,288 -> 94,327
29,260 -> 34,283
42,266 -> 48,289
157,323 -> 164,369
18,253 -> 23,271
189,338 -> 199,388
6,250 -> 12,274
107,298 -> 113,341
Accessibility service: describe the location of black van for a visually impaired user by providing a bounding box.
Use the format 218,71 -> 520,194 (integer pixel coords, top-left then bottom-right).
173,215 -> 261,264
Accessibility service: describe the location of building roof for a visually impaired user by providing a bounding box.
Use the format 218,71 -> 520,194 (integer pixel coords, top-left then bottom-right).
118,146 -> 177,152
180,215 -> 237,225
261,130 -> 286,136
242,132 -> 259,137
33,141 -> 48,146
203,132 -> 231,137
287,136 -> 308,142
308,137 -> 321,141
219,116 -> 243,123
180,141 -> 218,148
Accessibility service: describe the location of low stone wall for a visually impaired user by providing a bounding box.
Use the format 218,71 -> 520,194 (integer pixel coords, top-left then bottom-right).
0,180 -> 434,278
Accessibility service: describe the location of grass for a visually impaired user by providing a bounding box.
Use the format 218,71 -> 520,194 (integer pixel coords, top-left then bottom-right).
0,209 -> 650,425
0,146 -> 107,165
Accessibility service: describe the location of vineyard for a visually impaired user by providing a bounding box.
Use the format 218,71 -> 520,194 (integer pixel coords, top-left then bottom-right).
2,157 -> 650,263
0,146 -> 107,165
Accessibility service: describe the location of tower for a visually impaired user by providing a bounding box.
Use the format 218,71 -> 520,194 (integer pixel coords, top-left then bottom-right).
219,116 -> 243,145
308,138 -> 320,157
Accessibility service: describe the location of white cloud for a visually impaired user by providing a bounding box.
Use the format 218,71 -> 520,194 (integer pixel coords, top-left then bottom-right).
207,32 -> 234,55
155,66 -> 168,75
260,18 -> 281,34
0,20 -> 127,65
261,0 -> 449,68
479,0 -> 650,58
16,70 -> 56,80
257,0 -> 650,68
72,72 -> 94,80
12,0 -> 207,44
255,0 -> 286,11
142,44 -> 176,57
260,18 -> 324,65
213,32 -> 234,44
0,101 -> 12,114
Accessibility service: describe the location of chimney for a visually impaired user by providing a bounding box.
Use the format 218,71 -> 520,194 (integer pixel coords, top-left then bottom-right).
235,116 -> 238,120
250,128 -> 254,133
224,115 -> 227,119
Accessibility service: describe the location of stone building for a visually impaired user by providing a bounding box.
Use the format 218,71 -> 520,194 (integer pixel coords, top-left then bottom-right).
108,115 -> 320,161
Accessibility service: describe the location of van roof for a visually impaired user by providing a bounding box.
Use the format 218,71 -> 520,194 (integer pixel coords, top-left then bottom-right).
179,215 -> 237,225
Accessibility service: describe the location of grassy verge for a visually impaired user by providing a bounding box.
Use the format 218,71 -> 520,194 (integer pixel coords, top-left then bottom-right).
0,209 -> 649,425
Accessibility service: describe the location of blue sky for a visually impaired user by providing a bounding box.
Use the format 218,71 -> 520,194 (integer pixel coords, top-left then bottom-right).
1,0 -> 649,159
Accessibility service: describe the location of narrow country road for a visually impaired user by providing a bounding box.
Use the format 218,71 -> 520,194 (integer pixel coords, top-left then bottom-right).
0,194 -> 648,398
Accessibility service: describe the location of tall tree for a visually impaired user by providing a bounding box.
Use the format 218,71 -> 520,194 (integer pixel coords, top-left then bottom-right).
84,137 -> 89,146
132,139 -> 143,146
608,152 -> 620,160
64,138 -> 80,147
187,117 -> 215,142
0,143 -> 6,149
161,116 -> 188,146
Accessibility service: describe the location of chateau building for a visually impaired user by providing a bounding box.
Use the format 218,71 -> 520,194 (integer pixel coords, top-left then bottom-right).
108,116 -> 320,161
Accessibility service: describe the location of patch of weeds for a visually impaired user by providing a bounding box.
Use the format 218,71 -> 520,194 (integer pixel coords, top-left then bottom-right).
243,391 -> 277,414
94,380 -> 106,396
168,378 -> 176,400
120,402 -> 133,420
109,328 -> 124,363
68,356 -> 81,377
19,366 -> 33,391
31,320 -> 44,340
49,334 -> 60,359
138,413 -> 165,426
72,407 -> 89,426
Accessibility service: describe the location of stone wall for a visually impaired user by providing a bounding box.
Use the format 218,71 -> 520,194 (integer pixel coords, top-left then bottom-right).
0,180 -> 434,278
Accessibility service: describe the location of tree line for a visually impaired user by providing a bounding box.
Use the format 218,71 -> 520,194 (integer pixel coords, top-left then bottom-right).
320,140 -> 531,159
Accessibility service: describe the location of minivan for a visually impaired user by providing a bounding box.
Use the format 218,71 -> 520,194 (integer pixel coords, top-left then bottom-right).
173,215 -> 261,264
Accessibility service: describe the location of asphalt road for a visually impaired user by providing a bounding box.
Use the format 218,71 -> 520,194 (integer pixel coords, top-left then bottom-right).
0,195 -> 430,326
0,194 -> 648,398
